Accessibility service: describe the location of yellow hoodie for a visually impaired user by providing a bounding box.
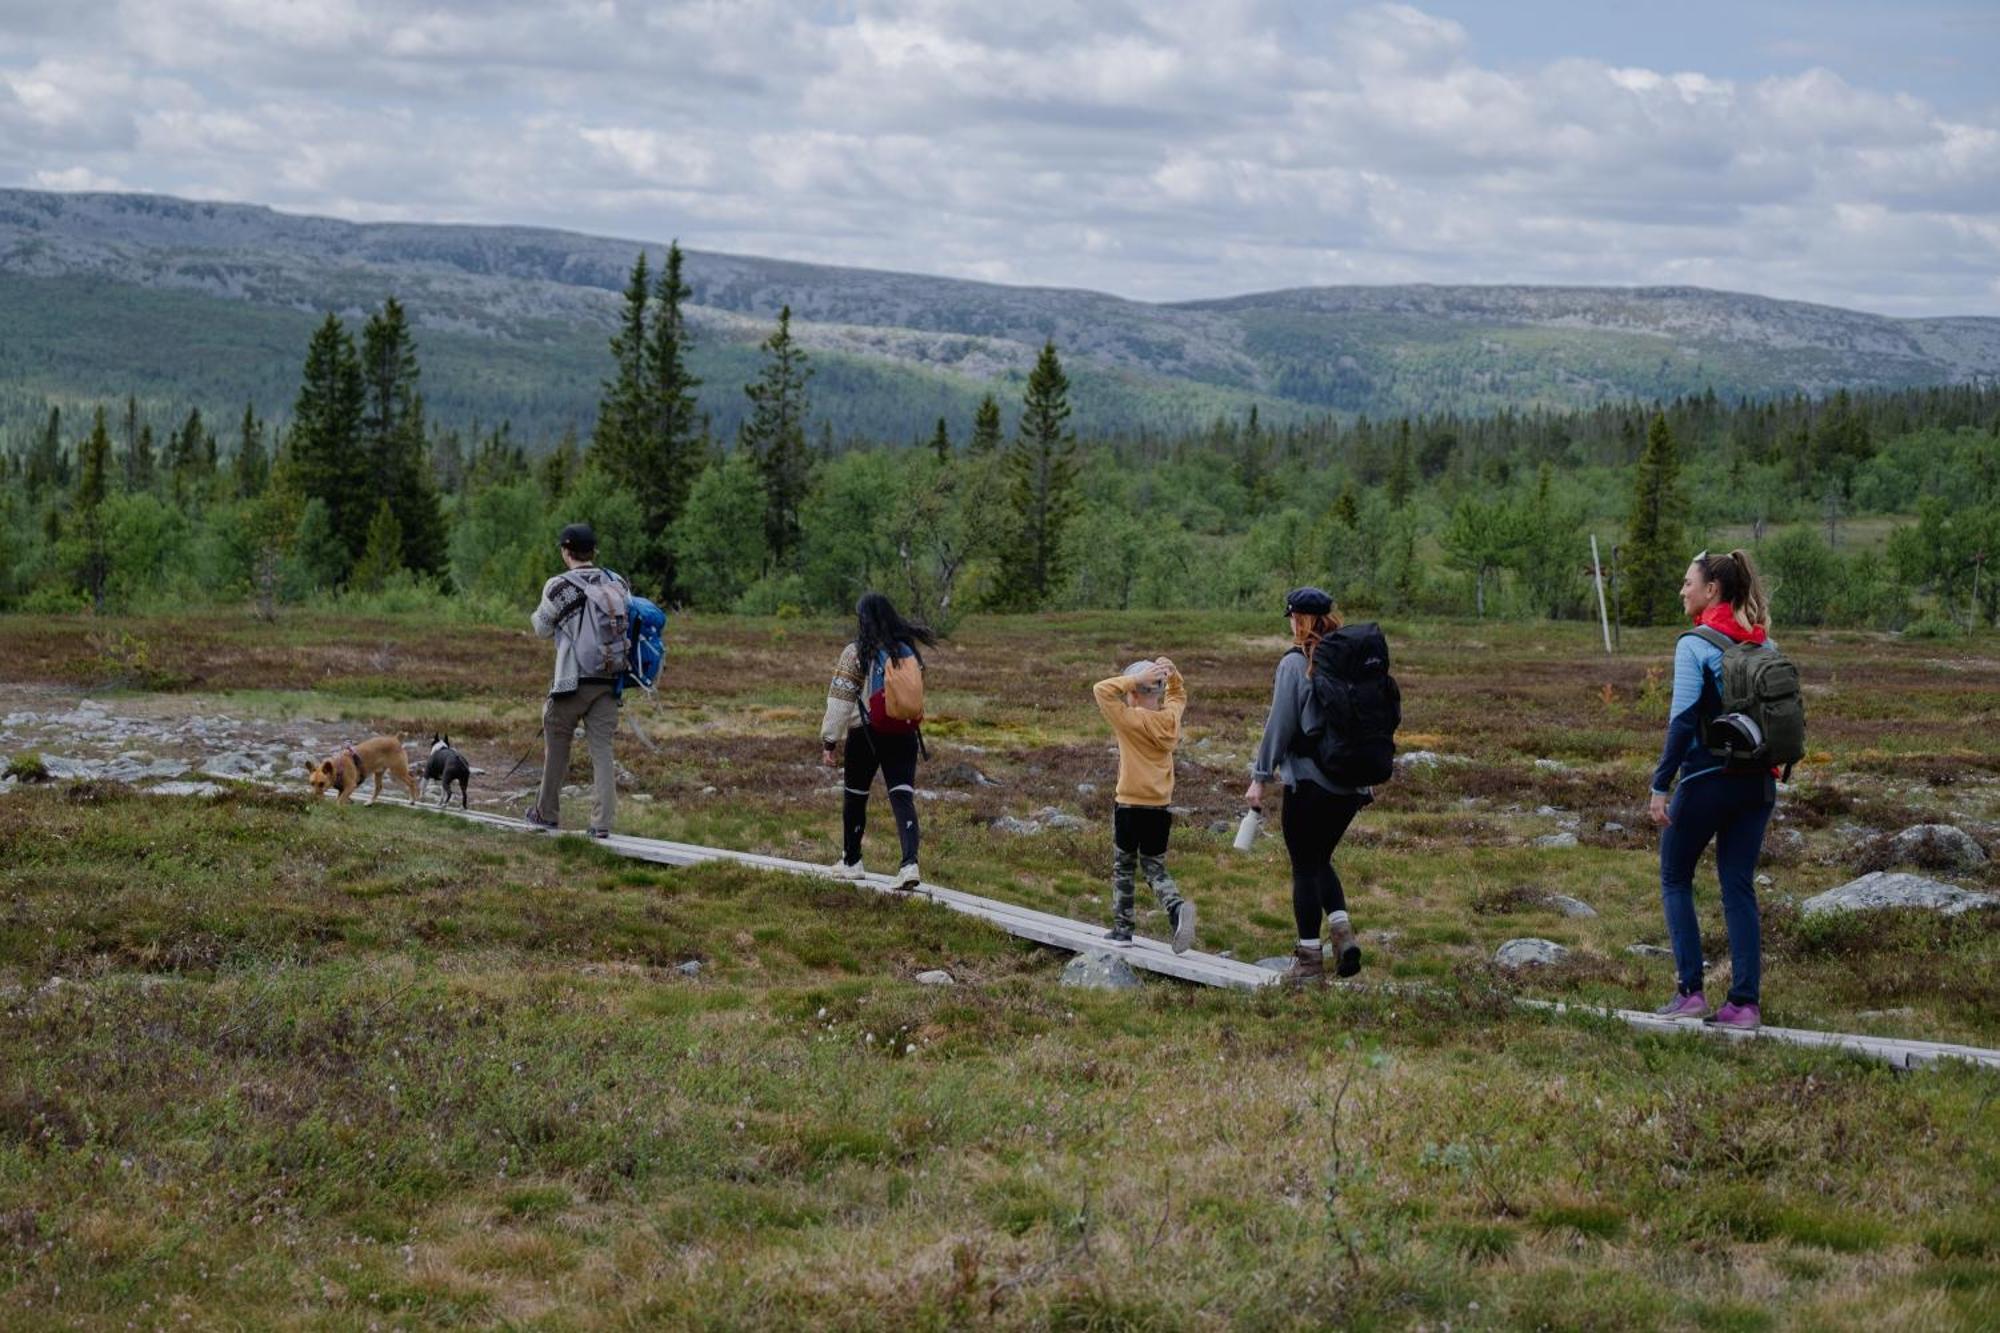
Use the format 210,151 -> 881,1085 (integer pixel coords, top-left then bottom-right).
1092,668 -> 1186,807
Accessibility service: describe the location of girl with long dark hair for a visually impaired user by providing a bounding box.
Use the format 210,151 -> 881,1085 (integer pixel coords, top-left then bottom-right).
820,592 -> 938,889
1649,549 -> 1778,1030
1245,586 -> 1370,984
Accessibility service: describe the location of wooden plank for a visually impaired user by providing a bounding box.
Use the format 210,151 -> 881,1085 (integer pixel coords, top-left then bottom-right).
335,789 -> 2000,1070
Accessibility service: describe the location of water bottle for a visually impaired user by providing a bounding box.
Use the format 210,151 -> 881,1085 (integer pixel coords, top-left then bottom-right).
1232,808 -> 1262,852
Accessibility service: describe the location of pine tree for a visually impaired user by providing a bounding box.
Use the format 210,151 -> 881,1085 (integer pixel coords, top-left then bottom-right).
1332,483 -> 1360,529
359,298 -> 446,576
233,402 -> 269,498
970,394 -> 1002,456
997,341 -> 1080,608
542,428 -> 579,500
1621,411 -> 1691,626
740,305 -> 813,567
349,499 -> 405,594
129,424 -> 156,494
930,417 -> 951,462
74,406 -> 113,607
1387,419 -> 1414,508
167,407 -> 210,509
285,313 -> 370,570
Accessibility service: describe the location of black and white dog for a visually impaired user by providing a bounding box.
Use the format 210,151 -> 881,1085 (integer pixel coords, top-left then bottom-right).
420,734 -> 471,809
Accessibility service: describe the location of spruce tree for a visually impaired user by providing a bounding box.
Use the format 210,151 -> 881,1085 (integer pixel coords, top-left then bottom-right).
930,417 -> 951,462
24,407 -> 61,502
74,406 -> 113,607
740,305 -> 813,567
359,298 -> 446,575
129,424 -> 156,494
997,341 -> 1080,608
970,394 -> 1002,455
1387,419 -> 1414,508
167,407 -> 209,509
350,499 -> 405,594
234,403 -> 269,498
1621,411 -> 1691,625
594,253 -> 650,468
286,313 -> 370,569
542,428 -> 579,500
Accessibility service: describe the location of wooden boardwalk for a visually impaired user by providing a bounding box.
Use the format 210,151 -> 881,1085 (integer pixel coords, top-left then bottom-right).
368,793 -> 2000,1073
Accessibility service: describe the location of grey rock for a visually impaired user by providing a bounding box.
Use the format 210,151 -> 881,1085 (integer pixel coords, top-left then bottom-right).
1625,943 -> 1673,958
1254,955 -> 1297,972
0,775 -> 16,793
1602,821 -> 1627,833
1061,951 -> 1140,990
1543,893 -> 1597,919
41,756 -> 99,780
1494,938 -> 1569,969
1802,872 -> 2000,918
201,751 -> 265,778
1396,750 -> 1466,770
1533,758 -> 1571,773
914,969 -> 955,986
676,960 -> 703,977
1033,806 -> 1088,831
145,780 -> 225,797
1075,782 -> 1097,796
1884,824 -> 1989,871
932,761 -> 996,788
1532,832 -> 1579,849
1207,820 -> 1232,835
991,815 -> 1043,835
1756,874 -> 1773,886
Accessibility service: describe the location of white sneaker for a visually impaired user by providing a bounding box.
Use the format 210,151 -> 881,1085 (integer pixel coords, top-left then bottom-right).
827,859 -> 865,881
893,863 -> 921,890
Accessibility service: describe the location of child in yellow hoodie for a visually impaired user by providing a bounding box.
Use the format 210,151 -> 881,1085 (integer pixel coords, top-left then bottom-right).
1092,658 -> 1196,953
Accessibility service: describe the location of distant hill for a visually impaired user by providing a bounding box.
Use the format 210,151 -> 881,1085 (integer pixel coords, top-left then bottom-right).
2,187 -> 1996,446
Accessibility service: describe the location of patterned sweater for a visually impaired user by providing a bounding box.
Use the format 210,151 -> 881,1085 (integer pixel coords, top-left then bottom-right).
821,643 -> 866,744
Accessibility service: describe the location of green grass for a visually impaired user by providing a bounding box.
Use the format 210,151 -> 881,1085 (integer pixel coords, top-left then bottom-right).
4,608 -> 2000,1326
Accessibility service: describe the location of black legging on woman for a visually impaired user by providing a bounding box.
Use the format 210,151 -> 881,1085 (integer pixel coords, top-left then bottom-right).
1282,779 -> 1365,940
842,726 -> 920,867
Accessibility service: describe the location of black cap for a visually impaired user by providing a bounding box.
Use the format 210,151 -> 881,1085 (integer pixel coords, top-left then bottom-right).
558,523 -> 597,554
1284,586 -> 1333,616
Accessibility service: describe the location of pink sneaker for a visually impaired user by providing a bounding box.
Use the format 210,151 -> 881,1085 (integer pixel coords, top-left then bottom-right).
1706,1001 -> 1761,1030
1654,991 -> 1707,1019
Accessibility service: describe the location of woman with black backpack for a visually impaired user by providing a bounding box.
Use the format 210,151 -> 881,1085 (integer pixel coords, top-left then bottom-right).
1245,587 -> 1380,984
1648,550 -> 1789,1031
820,592 -> 936,891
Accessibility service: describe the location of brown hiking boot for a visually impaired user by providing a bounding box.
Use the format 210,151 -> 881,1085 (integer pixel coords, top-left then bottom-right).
1285,943 -> 1326,985
1328,918 -> 1362,978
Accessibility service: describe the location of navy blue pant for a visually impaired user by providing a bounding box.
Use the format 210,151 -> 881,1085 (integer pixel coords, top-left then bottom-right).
1660,771 -> 1775,1005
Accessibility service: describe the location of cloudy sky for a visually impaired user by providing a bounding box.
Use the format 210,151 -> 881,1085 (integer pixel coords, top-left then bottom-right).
2,0 -> 1996,315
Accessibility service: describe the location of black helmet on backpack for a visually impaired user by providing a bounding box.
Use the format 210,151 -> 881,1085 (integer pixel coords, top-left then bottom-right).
1708,712 -> 1765,761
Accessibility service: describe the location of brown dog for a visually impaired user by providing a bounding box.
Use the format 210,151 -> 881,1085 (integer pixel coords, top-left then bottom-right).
307,735 -> 419,805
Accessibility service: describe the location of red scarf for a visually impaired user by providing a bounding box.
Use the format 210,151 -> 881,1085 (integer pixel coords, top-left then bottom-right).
1696,603 -> 1766,645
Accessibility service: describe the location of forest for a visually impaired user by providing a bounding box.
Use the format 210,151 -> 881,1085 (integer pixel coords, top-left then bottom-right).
4,245 -> 1998,635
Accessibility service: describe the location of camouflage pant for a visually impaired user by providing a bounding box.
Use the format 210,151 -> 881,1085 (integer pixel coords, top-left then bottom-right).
1112,805 -> 1183,933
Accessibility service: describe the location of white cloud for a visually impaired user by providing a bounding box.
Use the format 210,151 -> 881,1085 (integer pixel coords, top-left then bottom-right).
0,1 -> 1994,314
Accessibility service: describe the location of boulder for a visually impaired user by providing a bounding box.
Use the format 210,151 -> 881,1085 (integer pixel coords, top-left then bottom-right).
1602,821 -> 1628,834
1883,824 -> 1988,872
1494,938 -> 1569,969
1543,893 -> 1597,919
676,960 -> 703,977
932,761 -> 997,788
40,756 -> 99,780
1801,872 -> 1999,918
1033,807 -> 1088,831
1060,952 -> 1141,991
914,969 -> 955,986
1532,832 -> 1579,849
991,816 -> 1042,835
201,751 -> 266,778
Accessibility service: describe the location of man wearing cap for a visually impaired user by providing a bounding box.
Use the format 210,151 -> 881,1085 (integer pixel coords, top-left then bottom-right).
525,523 -> 628,838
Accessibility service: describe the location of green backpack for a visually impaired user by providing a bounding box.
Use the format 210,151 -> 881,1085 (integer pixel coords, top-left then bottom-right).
1687,626 -> 1807,778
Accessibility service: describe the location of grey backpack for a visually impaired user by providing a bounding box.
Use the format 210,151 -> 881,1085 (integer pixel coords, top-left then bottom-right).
1687,626 -> 1806,777
563,570 -> 631,680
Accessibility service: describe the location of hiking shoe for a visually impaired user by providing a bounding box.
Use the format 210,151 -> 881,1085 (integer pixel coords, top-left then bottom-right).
893,863 -> 922,891
522,805 -> 558,831
1169,901 -> 1197,955
1329,917 -> 1362,978
1105,926 -> 1134,944
1707,1001 -> 1761,1030
826,859 -> 866,882
1285,943 -> 1326,985
1654,991 -> 1708,1019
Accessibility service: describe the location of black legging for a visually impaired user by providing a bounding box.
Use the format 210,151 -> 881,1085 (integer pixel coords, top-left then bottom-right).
842,726 -> 920,866
1281,779 -> 1364,939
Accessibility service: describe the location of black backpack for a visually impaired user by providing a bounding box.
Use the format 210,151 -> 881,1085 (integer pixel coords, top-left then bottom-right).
1292,622 -> 1402,787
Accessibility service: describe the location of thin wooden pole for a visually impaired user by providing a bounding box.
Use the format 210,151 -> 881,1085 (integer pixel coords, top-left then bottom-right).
1591,534 -> 1612,654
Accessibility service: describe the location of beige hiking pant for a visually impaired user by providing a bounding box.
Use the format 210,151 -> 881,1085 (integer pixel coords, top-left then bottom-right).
537,681 -> 618,832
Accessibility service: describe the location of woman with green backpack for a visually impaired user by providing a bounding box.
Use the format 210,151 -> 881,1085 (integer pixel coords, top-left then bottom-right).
1649,549 -> 1803,1032
820,592 -> 935,891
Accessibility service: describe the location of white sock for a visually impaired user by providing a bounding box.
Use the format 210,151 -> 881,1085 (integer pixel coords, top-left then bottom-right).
1298,938 -> 1321,951
1329,911 -> 1350,928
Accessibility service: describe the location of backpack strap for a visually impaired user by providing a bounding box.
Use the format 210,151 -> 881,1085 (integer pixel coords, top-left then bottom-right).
1683,626 -> 1733,653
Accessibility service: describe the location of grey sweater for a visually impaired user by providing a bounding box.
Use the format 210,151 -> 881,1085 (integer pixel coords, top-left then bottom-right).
1250,650 -> 1363,794
530,566 -> 629,696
